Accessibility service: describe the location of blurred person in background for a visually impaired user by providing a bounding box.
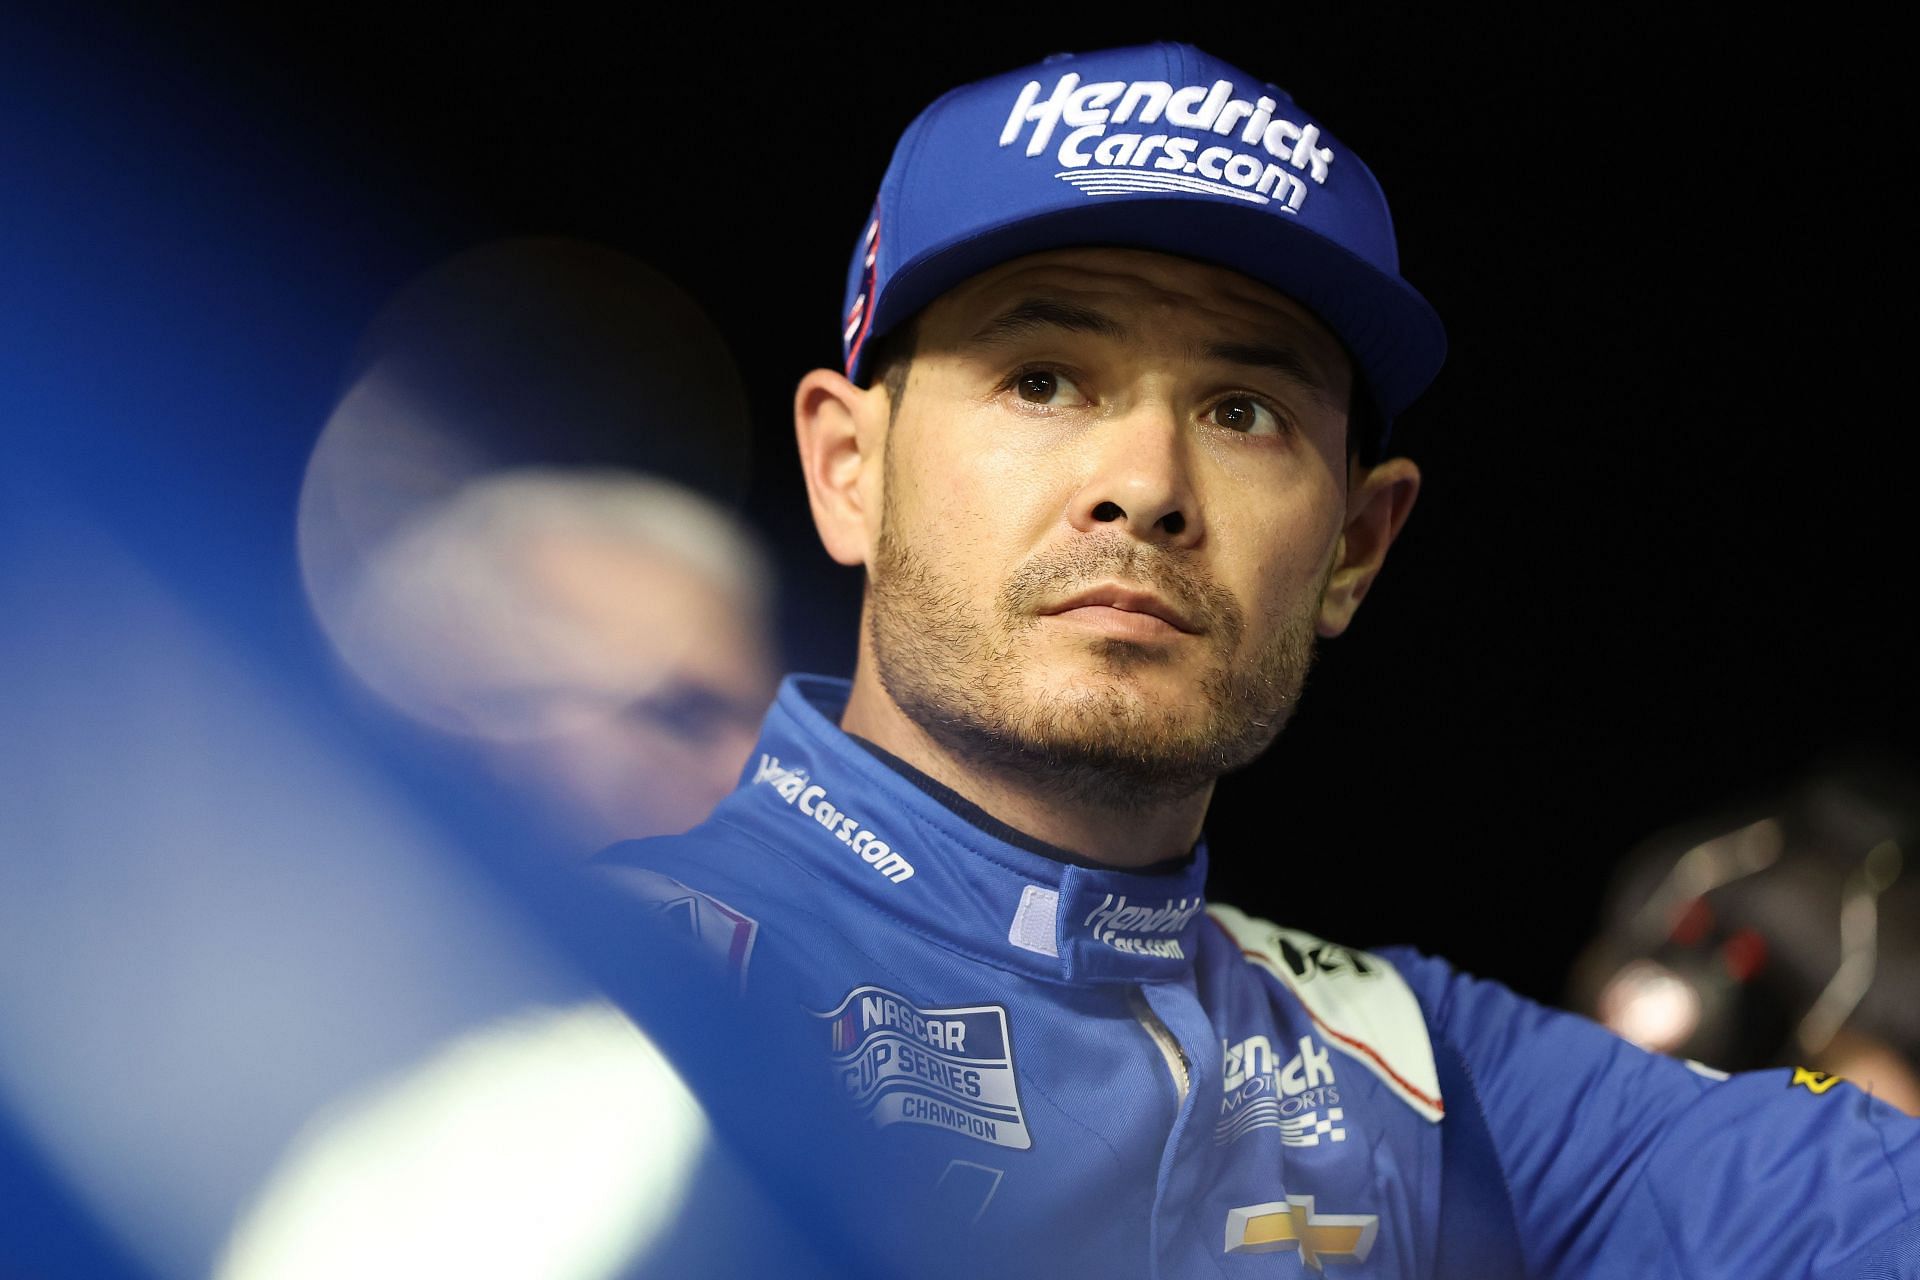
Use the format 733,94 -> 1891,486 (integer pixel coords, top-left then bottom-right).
298,238 -> 777,854
1569,759 -> 1920,1116
332,466 -> 777,851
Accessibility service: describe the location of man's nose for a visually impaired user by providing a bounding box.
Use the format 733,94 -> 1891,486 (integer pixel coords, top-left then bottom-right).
1064,404 -> 1204,547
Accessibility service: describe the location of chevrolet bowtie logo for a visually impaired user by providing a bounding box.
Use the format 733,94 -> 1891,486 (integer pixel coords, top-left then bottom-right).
1225,1196 -> 1378,1269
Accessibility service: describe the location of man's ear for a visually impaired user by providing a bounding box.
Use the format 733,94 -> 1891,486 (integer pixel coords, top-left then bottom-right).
794,368 -> 883,568
1316,456 -> 1420,638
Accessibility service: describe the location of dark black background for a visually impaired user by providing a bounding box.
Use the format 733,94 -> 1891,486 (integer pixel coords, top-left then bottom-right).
51,6 -> 1915,1000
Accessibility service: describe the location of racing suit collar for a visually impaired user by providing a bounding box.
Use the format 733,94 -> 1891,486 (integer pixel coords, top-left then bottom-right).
731,674 -> 1211,986
845,732 -> 1196,877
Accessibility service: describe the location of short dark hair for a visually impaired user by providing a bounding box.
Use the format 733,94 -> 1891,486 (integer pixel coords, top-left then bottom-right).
862,317 -> 1384,466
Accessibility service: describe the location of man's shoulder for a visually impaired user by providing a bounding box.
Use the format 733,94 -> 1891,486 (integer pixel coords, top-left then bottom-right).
1207,903 -> 1424,987
594,806 -> 841,912
597,814 -> 758,874
588,817 -> 896,992
588,825 -> 775,991
597,818 -> 755,900
1206,902 -> 1447,1122
1206,901 -> 1630,1060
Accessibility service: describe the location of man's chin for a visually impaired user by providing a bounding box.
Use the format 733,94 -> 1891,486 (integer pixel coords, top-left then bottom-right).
885,656 -> 1268,809
1024,650 -> 1209,710
1016,666 -> 1226,749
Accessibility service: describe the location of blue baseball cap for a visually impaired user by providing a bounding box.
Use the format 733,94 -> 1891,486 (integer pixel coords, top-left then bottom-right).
840,42 -> 1446,428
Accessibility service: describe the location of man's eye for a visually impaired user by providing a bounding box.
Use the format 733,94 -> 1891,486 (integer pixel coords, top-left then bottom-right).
625,682 -> 751,745
1013,368 -> 1084,406
1207,395 -> 1284,436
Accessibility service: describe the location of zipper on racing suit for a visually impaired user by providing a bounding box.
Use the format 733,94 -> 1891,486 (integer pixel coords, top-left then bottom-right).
1129,986 -> 1191,1103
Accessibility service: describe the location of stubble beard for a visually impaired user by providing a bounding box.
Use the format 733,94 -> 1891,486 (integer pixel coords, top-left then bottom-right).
868,507 -> 1322,813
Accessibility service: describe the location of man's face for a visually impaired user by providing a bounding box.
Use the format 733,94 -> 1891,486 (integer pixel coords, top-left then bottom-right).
486,531 -> 775,849
862,247 -> 1355,805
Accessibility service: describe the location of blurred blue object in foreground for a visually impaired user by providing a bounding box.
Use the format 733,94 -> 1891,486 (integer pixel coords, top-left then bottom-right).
0,13 -> 899,1275
0,478 -> 907,1278
0,482 -> 564,1273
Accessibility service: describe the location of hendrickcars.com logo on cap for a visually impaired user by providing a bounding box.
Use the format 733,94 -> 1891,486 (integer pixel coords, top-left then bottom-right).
1000,71 -> 1336,212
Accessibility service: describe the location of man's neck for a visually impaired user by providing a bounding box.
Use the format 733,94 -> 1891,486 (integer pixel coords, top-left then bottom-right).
837,663 -> 1212,870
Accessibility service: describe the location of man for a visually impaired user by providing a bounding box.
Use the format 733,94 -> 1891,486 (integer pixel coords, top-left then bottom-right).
599,43 -> 1919,1278
330,467 -> 776,851
297,236 -> 775,853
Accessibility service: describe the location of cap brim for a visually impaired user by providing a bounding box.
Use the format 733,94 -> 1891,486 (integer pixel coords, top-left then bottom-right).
862,196 -> 1445,423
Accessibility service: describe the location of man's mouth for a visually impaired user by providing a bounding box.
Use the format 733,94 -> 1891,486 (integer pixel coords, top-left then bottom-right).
1040,584 -> 1200,637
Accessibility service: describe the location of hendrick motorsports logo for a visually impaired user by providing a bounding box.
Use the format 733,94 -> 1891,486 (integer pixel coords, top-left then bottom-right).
1218,1033 -> 1345,1148
752,755 -> 914,884
1081,892 -> 1204,959
819,986 -> 1032,1150
1001,72 -> 1336,212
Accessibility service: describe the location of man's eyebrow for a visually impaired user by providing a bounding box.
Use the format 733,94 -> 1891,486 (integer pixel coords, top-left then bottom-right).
1202,341 -> 1329,394
969,298 -> 1128,345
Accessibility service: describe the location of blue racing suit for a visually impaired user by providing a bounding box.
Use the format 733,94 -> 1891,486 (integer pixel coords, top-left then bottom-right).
598,675 -> 1920,1278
